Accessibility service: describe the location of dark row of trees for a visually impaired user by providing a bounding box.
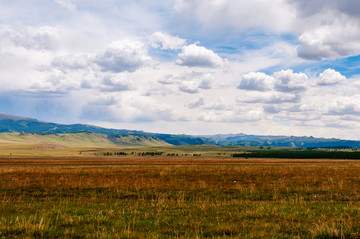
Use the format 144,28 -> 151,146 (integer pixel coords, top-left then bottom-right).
103,152 -> 128,156
101,152 -> 202,157
232,150 -> 360,159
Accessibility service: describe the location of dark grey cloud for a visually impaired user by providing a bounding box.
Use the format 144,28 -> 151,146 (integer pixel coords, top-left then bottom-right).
263,105 -> 281,114
288,0 -> 330,17
337,0 -> 360,17
289,0 -> 360,17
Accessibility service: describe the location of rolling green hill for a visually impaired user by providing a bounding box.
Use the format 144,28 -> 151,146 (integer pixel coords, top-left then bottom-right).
0,113 -> 213,146
0,132 -> 170,148
2,113 -> 360,148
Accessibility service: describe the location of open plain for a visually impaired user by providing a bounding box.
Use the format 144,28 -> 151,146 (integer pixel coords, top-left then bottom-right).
0,151 -> 359,238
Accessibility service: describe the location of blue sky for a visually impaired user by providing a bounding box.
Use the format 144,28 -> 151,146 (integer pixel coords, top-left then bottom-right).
1,0 -> 360,139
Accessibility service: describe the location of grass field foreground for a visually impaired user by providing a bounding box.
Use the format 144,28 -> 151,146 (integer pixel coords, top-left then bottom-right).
0,156 -> 359,238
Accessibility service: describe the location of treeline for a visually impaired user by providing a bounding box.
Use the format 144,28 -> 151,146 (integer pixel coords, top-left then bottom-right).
103,152 -> 128,156
232,150 -> 360,159
103,151 -> 164,156
166,153 -> 202,156
101,151 -> 202,157
137,152 -> 164,156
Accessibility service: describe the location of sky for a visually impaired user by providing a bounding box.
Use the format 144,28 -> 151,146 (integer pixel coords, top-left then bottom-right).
1,0 -> 360,139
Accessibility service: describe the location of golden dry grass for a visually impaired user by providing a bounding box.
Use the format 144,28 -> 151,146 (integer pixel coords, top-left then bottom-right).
0,156 -> 359,238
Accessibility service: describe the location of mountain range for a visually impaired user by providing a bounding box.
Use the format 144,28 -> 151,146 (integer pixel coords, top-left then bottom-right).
205,133 -> 360,148
1,113 -> 360,148
0,113 -> 213,146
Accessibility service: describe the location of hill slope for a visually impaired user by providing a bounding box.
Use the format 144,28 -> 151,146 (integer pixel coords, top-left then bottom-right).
0,113 -> 213,146
0,132 -> 169,148
2,113 -> 360,148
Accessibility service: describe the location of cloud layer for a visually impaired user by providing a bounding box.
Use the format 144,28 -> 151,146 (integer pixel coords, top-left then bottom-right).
0,0 -> 360,139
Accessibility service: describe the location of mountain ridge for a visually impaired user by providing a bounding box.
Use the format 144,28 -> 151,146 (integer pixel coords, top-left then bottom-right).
203,133 -> 360,148
1,113 -> 360,148
0,113 -> 214,146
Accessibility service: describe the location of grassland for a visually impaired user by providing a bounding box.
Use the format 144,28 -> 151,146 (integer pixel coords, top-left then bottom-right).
0,132 -> 172,156
0,153 -> 359,238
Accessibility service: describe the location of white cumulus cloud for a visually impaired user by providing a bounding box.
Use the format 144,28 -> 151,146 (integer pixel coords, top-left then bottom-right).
176,43 -> 225,68
273,69 -> 308,92
238,72 -> 274,91
297,17 -> 360,60
149,32 -> 186,50
317,68 -> 347,86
